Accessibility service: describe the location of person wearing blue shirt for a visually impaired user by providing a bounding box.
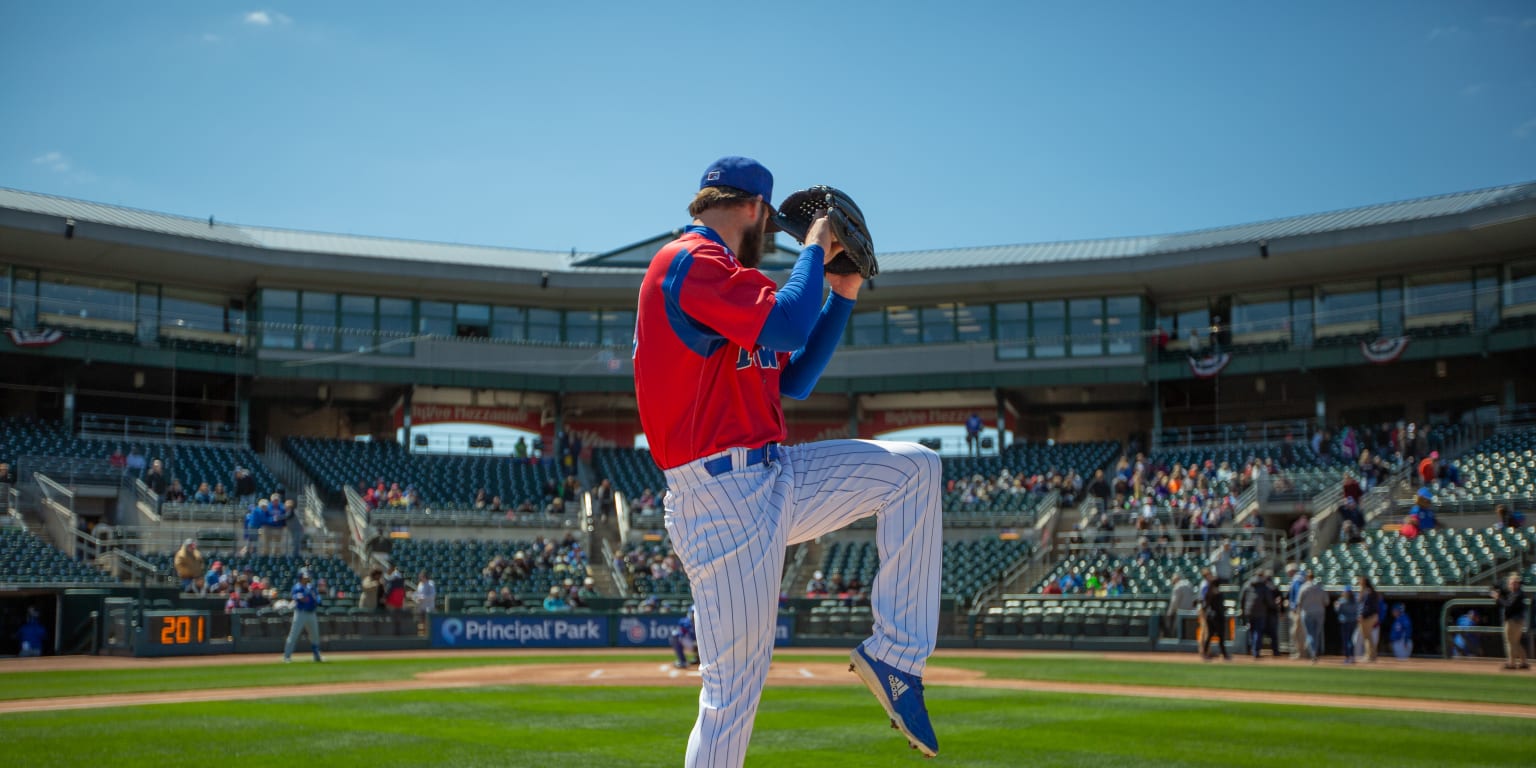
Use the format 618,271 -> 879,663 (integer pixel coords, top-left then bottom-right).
17,607 -> 47,656
1389,603 -> 1413,658
671,605 -> 700,669
1409,487 -> 1437,532
283,568 -> 323,663
964,413 -> 983,457
242,499 -> 269,557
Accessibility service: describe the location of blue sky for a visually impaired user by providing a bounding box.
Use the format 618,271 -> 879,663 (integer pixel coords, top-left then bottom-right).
2,1 -> 1533,255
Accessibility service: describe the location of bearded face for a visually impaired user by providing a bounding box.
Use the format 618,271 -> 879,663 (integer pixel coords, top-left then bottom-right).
736,202 -> 770,269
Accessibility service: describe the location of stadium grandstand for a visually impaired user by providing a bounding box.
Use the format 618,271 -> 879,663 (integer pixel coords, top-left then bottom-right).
1,180 -> 1533,660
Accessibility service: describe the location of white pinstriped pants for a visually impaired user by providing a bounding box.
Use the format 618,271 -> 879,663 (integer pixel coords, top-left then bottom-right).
663,439 -> 943,768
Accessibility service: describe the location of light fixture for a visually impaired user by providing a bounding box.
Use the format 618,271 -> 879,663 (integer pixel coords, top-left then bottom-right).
1258,239 -> 1269,259
64,218 -> 75,239
540,272 -> 550,289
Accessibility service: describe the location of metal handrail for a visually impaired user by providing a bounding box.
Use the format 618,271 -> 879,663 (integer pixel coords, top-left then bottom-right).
1440,596 -> 1533,659
78,412 -> 246,447
601,537 -> 629,598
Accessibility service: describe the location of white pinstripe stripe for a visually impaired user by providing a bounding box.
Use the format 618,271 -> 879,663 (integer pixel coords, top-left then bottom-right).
663,439 -> 941,767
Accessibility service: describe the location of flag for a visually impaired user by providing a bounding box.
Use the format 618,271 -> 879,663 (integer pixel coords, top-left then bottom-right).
6,328 -> 64,348
1188,352 -> 1231,379
1360,336 -> 1410,365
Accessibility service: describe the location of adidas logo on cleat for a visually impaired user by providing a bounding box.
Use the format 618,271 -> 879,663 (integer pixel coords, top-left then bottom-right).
887,674 -> 910,701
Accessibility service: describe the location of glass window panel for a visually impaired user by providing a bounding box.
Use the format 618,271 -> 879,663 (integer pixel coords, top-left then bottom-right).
299,292 -> 336,351
1069,298 -> 1102,356
419,301 -> 453,336
1316,281 -> 1377,328
954,303 -> 991,342
39,273 -> 135,322
492,305 -> 526,341
1231,292 -> 1289,336
565,309 -> 600,345
599,309 -> 634,347
1406,272 -> 1472,318
1509,260 -> 1536,307
1475,270 -> 1499,330
377,298 -> 413,355
161,288 -> 229,332
339,295 -> 375,352
851,310 -> 885,345
1174,306 -> 1209,342
0,265 -> 10,309
260,289 -> 297,349
921,305 -> 956,343
456,304 -> 490,323
528,308 -> 561,343
1104,296 -> 1141,355
1290,288 -> 1313,348
995,302 -> 1029,341
886,306 -> 920,345
1033,300 -> 1065,358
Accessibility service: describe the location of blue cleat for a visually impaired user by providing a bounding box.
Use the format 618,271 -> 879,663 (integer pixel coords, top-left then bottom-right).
850,646 -> 938,757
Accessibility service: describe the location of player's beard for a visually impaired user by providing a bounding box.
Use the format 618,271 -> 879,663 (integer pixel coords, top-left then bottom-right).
736,205 -> 768,269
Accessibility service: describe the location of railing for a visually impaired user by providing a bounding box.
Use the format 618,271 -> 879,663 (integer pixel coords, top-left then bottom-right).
78,412 -> 246,446
157,501 -> 247,523
614,489 -> 632,543
1155,419 -> 1311,451
344,486 -> 372,569
19,455 -> 122,487
131,478 -> 163,523
264,436 -> 319,497
970,533 -> 1047,615
1440,597 -> 1532,659
3,485 -> 19,523
601,537 -> 629,598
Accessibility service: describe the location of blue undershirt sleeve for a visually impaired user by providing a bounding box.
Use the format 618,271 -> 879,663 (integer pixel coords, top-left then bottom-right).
781,292 -> 855,400
755,245 -> 824,352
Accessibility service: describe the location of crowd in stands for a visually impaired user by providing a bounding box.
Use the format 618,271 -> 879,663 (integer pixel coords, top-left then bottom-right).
804,569 -> 870,606
947,467 -> 1080,508
613,542 -> 686,594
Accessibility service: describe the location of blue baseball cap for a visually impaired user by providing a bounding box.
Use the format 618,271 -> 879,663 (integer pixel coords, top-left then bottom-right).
1417,487 -> 1433,500
700,156 -> 773,207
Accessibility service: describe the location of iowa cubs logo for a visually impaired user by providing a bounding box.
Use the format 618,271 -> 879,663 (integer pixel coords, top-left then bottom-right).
736,346 -> 779,371
620,618 -> 648,644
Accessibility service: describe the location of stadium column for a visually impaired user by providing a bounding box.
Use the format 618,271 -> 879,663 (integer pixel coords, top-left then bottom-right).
994,389 -> 1007,454
1315,387 -> 1326,430
401,389 -> 413,448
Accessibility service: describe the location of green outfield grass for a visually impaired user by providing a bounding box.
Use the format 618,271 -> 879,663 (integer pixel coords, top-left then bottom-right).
3,651 -> 1532,708
2,684 -> 1532,767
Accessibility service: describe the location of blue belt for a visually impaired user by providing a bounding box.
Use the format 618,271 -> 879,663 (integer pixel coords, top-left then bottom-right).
702,444 -> 779,477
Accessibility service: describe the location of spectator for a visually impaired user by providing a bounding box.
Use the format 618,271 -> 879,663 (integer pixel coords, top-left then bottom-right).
173,539 -> 204,594
1357,576 -> 1381,662
1389,603 -> 1413,659
247,586 -> 272,610
413,571 -> 437,636
1285,563 -> 1305,660
1187,328 -> 1204,354
964,412 -> 983,457
1294,570 -> 1329,663
1334,586 -> 1359,664
204,561 -> 230,595
232,467 -> 257,505
578,576 -> 600,602
1491,571 -> 1529,670
513,436 -> 528,459
594,479 -> 615,521
1399,514 -> 1421,540
1418,451 -> 1438,488
164,480 -> 186,503
384,566 -> 407,611
1239,569 -> 1274,659
1338,496 -> 1365,531
1495,504 -> 1526,531
144,459 -> 168,496
474,488 -> 489,510
542,586 -> 569,612
1409,487 -> 1437,532
285,499 -> 304,558
1207,540 -> 1235,583
360,568 -> 384,611
126,449 -> 146,477
242,499 -> 268,556
107,450 -> 127,471
1340,520 -> 1365,546
212,482 -> 230,504
806,570 -> 829,597
498,586 -> 522,609
16,607 -> 47,656
483,589 -> 502,610
544,497 -> 566,517
192,482 -> 214,504
225,588 -> 247,613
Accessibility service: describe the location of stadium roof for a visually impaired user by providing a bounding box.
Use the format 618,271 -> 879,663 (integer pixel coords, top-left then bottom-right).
1,180 -> 1533,277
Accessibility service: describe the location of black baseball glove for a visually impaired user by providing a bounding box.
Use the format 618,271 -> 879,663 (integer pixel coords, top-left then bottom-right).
773,186 -> 877,279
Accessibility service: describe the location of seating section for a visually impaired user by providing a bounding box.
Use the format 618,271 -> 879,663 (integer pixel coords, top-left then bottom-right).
980,596 -> 1172,640
0,527 -> 116,585
1431,428 -> 1536,506
945,441 -> 1120,486
592,447 -> 666,501
285,437 -> 564,510
619,541 -> 690,598
1033,552 -> 1254,595
1150,444 -> 1340,474
389,537 -> 588,598
1307,526 -> 1534,588
142,552 -> 360,594
0,417 -> 277,495
817,537 -> 1033,604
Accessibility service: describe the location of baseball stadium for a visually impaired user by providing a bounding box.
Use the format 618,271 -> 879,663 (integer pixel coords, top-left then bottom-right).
1,174 -> 1535,766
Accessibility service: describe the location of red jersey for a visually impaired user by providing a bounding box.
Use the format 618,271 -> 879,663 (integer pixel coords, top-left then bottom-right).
634,226 -> 790,470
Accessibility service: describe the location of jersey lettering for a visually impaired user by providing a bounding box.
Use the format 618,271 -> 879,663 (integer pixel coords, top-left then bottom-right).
736,345 -> 780,371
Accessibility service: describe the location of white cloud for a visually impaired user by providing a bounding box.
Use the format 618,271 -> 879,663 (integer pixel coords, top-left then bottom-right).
1516,118 -> 1536,139
243,10 -> 291,27
32,151 -> 70,173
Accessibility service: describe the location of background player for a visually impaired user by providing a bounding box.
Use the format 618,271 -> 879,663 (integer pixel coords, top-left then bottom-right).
670,604 -> 700,669
633,156 -> 943,766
